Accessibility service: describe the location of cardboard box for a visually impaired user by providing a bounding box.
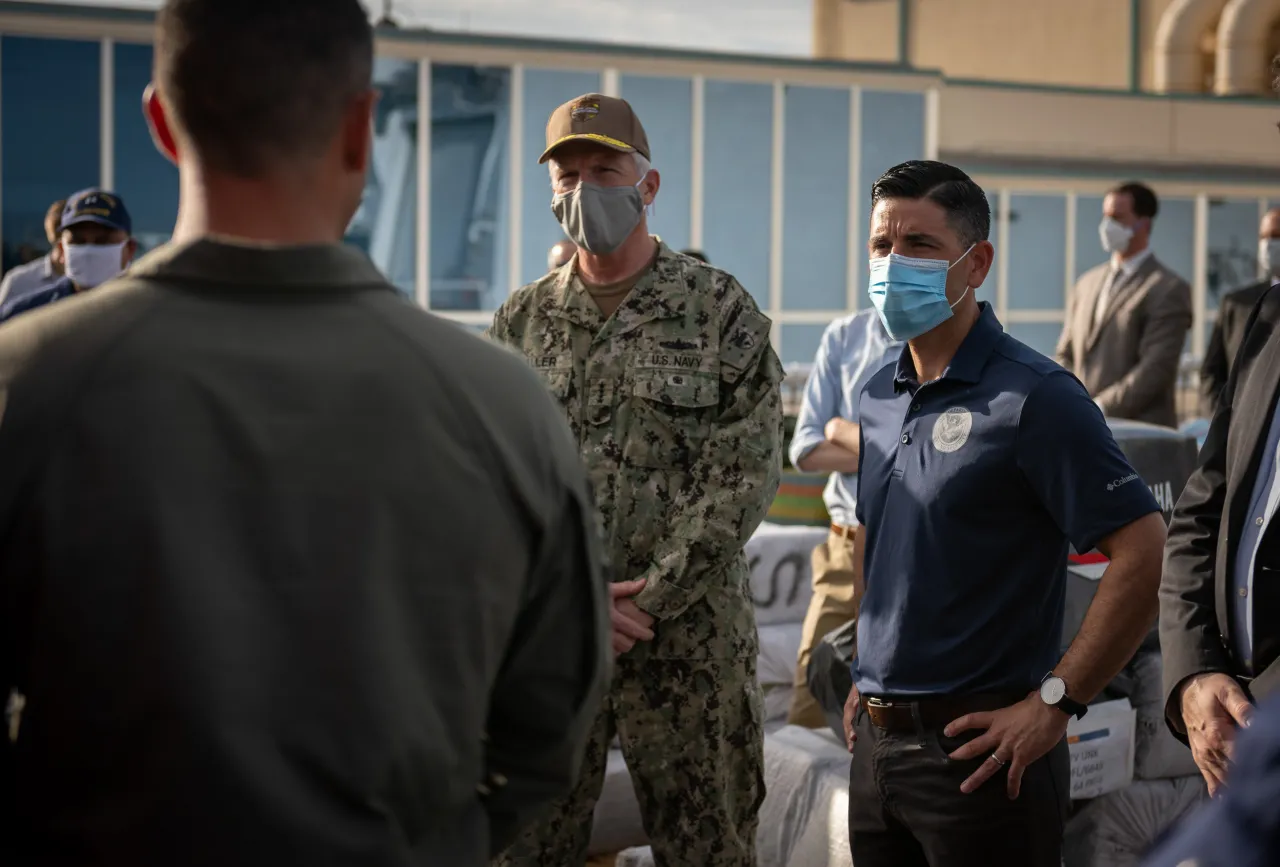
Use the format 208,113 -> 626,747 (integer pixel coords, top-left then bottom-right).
1067,698 -> 1136,800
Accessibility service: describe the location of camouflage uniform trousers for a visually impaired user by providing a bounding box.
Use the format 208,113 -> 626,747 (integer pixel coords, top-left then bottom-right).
494,653 -> 765,867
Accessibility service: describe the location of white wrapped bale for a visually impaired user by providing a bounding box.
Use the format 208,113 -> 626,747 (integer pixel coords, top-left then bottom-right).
588,750 -> 646,856
615,847 -> 654,867
757,622 -> 804,723
1127,652 -> 1201,781
1062,777 -> 1206,867
590,620 -> 806,855
745,523 -> 823,626
757,726 -> 853,867
615,728 -> 855,867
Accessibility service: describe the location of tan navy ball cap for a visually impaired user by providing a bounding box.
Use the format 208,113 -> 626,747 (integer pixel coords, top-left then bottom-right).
539,93 -> 651,164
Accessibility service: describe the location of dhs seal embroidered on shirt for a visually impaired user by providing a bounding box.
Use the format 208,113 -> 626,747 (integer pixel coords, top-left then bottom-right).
932,407 -> 972,454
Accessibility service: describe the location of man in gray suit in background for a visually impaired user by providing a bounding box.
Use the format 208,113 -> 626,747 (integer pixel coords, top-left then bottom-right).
1056,181 -> 1193,428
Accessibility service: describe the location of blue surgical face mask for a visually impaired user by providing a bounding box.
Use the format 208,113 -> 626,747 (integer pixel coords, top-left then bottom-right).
868,245 -> 976,342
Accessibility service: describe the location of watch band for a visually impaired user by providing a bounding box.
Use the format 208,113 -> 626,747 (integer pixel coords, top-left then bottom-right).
1055,693 -> 1088,720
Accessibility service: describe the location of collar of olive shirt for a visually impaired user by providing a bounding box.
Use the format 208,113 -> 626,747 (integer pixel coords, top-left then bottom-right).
572,241 -> 661,319
544,237 -> 689,333
125,236 -> 390,290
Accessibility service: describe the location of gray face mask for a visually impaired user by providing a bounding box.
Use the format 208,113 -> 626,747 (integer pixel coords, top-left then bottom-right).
551,180 -> 645,255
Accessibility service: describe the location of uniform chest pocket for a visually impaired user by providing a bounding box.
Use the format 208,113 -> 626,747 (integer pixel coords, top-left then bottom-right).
624,369 -> 720,469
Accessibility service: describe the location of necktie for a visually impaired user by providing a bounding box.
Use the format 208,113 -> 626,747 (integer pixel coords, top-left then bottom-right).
1093,267 -> 1121,330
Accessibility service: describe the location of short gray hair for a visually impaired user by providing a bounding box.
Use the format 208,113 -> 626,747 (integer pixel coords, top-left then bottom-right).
633,152 -> 651,181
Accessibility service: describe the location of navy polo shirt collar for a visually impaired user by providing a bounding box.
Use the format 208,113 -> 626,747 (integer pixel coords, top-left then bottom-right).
893,302 -> 1003,393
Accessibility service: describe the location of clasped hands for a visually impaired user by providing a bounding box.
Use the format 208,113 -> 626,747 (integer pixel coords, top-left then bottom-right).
1179,672 -> 1253,796
610,579 -> 655,656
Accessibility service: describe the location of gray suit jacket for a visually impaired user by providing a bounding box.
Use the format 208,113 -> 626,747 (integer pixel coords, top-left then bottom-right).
1055,254 -> 1192,428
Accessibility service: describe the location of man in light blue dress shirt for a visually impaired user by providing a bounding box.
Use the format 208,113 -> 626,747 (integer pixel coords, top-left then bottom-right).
785,307 -> 900,727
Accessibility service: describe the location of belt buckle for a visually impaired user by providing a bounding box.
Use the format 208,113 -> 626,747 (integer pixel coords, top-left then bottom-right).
866,697 -> 896,709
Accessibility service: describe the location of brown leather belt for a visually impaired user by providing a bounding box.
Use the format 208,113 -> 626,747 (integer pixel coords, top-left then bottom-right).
830,523 -> 856,539
864,693 -> 1025,734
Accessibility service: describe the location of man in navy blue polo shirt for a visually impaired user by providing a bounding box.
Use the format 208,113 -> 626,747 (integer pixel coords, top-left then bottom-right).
0,189 -> 137,323
842,160 -> 1167,867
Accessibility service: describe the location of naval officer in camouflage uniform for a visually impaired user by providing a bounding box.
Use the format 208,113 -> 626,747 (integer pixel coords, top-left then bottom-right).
488,93 -> 784,866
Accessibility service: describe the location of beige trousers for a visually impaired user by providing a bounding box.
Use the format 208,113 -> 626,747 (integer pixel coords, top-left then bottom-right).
786,527 -> 859,729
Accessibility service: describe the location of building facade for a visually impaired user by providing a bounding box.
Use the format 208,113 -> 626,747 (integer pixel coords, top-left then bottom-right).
0,0 -> 1278,369
815,0 -> 1280,96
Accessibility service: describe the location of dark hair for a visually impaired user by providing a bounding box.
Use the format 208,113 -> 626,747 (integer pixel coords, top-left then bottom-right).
1109,181 -> 1159,220
155,0 -> 374,177
870,160 -> 990,248
680,249 -> 709,264
44,199 -> 66,237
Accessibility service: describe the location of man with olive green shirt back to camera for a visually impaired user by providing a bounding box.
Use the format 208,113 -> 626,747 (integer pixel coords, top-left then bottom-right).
487,93 -> 785,866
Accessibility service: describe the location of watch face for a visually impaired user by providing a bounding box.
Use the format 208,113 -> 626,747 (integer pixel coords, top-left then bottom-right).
1041,677 -> 1066,704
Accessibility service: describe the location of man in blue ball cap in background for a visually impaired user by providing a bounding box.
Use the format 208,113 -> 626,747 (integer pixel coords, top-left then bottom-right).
0,188 -> 137,322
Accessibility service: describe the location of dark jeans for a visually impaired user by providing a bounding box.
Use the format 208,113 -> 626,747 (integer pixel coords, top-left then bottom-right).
847,701 -> 1070,867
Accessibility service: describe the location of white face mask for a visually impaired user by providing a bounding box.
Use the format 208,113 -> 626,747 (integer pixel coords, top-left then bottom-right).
1260,238 -> 1280,279
1099,217 -> 1134,255
64,241 -> 128,289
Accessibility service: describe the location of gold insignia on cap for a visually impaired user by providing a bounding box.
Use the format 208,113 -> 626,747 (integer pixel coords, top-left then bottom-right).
570,99 -> 600,122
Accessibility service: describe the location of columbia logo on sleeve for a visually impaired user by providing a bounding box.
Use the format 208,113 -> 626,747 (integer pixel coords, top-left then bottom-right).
1106,473 -> 1140,492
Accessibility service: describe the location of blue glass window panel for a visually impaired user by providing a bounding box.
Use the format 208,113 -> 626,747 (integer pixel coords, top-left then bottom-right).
1074,195 -> 1109,281
782,85 -> 850,312
1,37 -> 100,274
703,80 -> 773,307
1207,199 -> 1261,311
618,75 -> 691,251
520,68 -> 599,288
781,324 -> 828,366
857,90 -> 925,304
1006,194 -> 1068,311
1149,197 -> 1196,289
430,64 -> 511,311
344,58 -> 418,297
114,43 -> 178,256
1006,322 -> 1063,359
